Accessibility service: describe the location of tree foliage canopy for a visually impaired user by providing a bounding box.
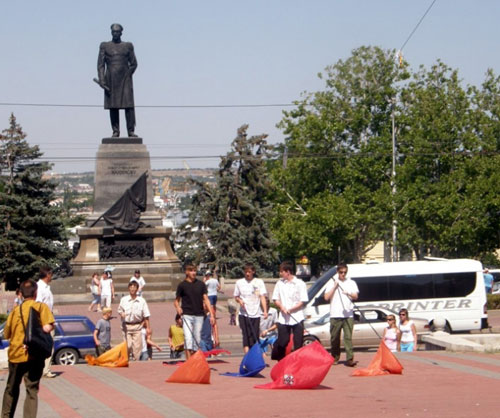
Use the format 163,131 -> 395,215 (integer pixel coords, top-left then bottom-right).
0,114 -> 69,289
177,125 -> 278,277
271,46 -> 500,271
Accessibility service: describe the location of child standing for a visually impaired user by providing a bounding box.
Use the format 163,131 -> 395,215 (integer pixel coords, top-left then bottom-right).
168,314 -> 185,359
382,314 -> 400,352
139,324 -> 162,361
200,310 -> 219,353
94,307 -> 112,356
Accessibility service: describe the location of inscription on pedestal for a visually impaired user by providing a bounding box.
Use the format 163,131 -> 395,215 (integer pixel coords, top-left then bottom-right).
99,237 -> 153,261
93,143 -> 155,213
107,162 -> 140,176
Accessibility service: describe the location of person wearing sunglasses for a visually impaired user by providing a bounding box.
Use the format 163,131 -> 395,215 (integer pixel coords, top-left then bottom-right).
383,315 -> 400,352
398,309 -> 417,352
324,263 -> 359,366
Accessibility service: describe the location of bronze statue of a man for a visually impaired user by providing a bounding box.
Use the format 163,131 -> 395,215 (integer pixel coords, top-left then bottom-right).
97,23 -> 138,138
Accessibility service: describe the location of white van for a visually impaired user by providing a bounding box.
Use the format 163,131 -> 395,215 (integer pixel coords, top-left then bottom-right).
305,259 -> 488,332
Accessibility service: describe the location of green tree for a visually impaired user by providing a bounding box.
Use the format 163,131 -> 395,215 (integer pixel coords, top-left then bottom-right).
396,63 -> 500,259
177,125 -> 278,278
0,114 -> 70,289
272,46 -> 409,269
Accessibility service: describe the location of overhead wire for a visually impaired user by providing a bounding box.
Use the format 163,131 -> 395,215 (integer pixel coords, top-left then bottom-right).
0,102 -> 295,109
399,0 -> 438,52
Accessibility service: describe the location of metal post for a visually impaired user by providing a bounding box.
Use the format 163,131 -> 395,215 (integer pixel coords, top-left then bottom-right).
391,103 -> 397,262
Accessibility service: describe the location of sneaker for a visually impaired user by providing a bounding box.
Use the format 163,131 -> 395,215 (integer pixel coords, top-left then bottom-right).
44,372 -> 57,378
345,360 -> 358,367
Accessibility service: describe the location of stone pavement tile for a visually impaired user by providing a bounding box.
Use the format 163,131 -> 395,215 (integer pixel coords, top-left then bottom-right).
41,375 -> 123,418
437,351 -> 500,367
59,365 -> 164,418
78,364 -> 203,418
399,352 -> 500,380
418,351 -> 500,373
0,373 -> 61,418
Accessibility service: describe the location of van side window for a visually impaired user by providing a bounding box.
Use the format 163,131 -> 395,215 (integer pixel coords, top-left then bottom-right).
355,272 -> 476,302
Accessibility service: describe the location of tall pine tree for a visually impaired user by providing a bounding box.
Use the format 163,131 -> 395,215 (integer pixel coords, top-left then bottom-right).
178,125 -> 278,278
0,114 -> 69,290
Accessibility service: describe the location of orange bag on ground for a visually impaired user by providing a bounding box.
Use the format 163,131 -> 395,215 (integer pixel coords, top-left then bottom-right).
166,350 -> 211,384
352,341 -> 403,377
85,342 -> 129,367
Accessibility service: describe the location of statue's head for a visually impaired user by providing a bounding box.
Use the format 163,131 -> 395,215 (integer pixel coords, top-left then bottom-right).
110,23 -> 123,41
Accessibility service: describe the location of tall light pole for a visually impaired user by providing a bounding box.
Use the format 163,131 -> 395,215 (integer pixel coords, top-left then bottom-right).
391,100 -> 397,262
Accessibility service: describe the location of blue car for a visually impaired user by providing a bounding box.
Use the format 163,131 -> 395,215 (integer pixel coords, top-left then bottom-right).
1,315 -> 96,365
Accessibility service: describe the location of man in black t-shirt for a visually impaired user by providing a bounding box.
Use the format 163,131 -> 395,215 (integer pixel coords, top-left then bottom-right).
174,264 -> 215,359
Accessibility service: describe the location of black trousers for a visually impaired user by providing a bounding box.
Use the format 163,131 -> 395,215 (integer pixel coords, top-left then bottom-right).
239,315 -> 260,348
273,322 -> 304,361
1,358 -> 44,418
110,108 -> 136,135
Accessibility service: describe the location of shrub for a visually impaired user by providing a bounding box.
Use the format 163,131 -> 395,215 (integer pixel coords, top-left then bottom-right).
487,294 -> 500,310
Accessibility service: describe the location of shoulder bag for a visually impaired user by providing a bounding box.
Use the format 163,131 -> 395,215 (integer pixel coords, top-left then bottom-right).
19,302 -> 53,359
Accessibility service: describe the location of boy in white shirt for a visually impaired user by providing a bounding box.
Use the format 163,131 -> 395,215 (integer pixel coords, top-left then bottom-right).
234,263 -> 268,353
271,261 -> 308,361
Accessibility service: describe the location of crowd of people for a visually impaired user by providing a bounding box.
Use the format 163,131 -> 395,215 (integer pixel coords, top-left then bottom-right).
2,261 -> 423,417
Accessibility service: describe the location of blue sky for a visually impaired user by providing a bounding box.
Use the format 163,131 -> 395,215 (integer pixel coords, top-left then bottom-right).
1,0 -> 498,173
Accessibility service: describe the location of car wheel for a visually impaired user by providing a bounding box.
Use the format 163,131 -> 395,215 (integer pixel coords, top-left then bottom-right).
303,335 -> 320,346
55,348 -> 79,365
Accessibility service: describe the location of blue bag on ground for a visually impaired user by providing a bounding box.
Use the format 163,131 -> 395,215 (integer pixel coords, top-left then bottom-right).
221,343 -> 266,377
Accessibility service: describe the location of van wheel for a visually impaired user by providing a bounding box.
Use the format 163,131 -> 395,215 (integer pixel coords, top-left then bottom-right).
430,321 -> 451,333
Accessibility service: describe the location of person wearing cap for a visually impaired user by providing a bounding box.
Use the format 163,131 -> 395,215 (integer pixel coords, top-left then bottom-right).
204,271 -> 221,312
130,270 -> 146,297
118,281 -> 151,361
94,307 -> 113,356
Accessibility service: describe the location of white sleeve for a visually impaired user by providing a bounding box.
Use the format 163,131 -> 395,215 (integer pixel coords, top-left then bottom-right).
300,281 -> 309,302
233,281 -> 240,297
143,300 -> 151,318
259,279 -> 268,295
351,280 -> 359,294
324,280 -> 334,294
272,282 -> 280,301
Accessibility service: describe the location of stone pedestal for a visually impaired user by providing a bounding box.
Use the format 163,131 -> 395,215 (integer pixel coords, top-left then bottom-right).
87,137 -> 161,227
69,137 -> 183,296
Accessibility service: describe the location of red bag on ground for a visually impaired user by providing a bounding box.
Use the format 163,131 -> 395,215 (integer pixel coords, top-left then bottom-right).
85,342 -> 128,367
255,341 -> 333,389
352,341 -> 403,377
166,350 -> 211,384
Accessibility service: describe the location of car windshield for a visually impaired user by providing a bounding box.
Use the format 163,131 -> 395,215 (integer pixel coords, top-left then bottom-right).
307,266 -> 337,300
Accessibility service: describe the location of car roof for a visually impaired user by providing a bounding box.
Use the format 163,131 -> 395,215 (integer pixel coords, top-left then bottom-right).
54,315 -> 92,321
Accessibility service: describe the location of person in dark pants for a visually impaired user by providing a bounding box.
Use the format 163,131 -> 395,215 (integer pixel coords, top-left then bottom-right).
234,263 -> 268,353
1,279 -> 55,418
324,262 -> 359,366
271,261 -> 308,361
